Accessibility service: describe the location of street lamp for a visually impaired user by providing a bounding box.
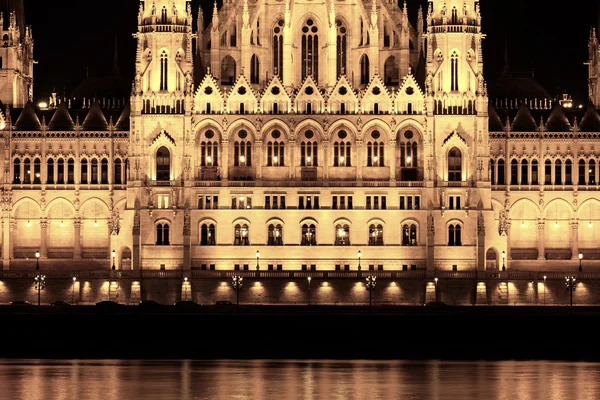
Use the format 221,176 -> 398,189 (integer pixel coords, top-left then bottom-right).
72,277 -> 77,305
35,250 -> 40,271
34,251 -> 43,311
256,250 -> 260,271
365,276 -> 376,313
357,250 -> 362,271
183,277 -> 189,301
232,275 -> 243,313
579,253 -> 583,272
307,276 -> 312,305
112,250 -> 116,270
543,275 -> 547,306
565,275 -> 577,314
501,251 -> 506,271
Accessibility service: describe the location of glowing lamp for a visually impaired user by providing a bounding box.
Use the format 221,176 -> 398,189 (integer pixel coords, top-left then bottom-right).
273,156 -> 278,163
38,102 -> 48,109
239,156 -> 246,164
406,156 -> 412,164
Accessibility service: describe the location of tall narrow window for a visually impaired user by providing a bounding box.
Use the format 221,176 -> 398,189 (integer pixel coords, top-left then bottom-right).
91,159 -> 98,184
497,159 -> 505,185
451,7 -> 458,24
67,159 -> 74,184
301,224 -> 317,245
23,159 -> 31,184
579,159 -> 586,185
57,159 -> 65,184
301,19 -> 319,83
161,7 -> 167,24
544,160 -> 552,184
273,19 -> 284,80
34,158 -> 41,184
360,54 -> 370,85
565,160 -> 572,185
511,159 -> 518,185
80,159 -> 88,184
336,19 -> 347,77
101,159 -> 108,184
160,51 -> 168,91
521,160 -> 529,185
268,224 -> 283,245
448,224 -> 462,246
114,159 -> 122,184
47,159 -> 55,184
221,55 -> 236,86
590,160 -> 597,184
532,160 -> 538,185
335,224 -> 350,245
490,160 -> 495,184
448,147 -> 462,182
156,146 -> 171,181
369,224 -> 384,246
450,52 -> 459,91
555,160 -> 562,185
250,54 -> 260,84
156,223 -> 170,245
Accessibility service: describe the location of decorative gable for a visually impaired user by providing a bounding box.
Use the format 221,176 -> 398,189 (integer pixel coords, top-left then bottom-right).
442,130 -> 467,147
194,70 -> 225,114
260,75 -> 292,113
395,73 -> 425,115
293,75 -> 325,114
225,74 -> 258,113
327,75 -> 358,114
151,130 -> 176,146
361,74 -> 392,114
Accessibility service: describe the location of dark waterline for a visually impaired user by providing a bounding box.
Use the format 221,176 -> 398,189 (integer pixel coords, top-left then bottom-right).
0,359 -> 599,400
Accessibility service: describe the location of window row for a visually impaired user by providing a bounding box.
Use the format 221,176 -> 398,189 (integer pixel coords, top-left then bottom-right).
491,159 -> 600,186
13,158 -> 128,185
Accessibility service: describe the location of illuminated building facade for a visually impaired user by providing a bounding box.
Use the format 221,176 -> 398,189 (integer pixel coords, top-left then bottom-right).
1,0 -> 599,288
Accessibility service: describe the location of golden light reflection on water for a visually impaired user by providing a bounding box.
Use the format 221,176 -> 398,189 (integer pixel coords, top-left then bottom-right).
0,359 -> 599,400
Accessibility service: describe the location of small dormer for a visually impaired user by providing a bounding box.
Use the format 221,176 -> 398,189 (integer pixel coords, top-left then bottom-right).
361,74 -> 392,115
260,75 -> 291,114
294,76 -> 324,114
327,76 -> 358,115
195,71 -> 225,114
225,73 -> 258,114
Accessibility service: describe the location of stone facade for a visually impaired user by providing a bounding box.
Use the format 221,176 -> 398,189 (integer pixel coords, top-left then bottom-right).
0,0 -> 598,305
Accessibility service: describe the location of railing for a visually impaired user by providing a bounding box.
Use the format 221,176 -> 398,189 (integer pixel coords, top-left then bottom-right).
194,180 -> 424,188
435,271 -> 477,279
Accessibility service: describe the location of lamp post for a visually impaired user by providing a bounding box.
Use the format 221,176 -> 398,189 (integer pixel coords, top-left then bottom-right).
232,275 -> 243,314
365,276 -> 376,313
579,253 -> 583,272
183,277 -> 188,301
543,275 -> 547,306
357,250 -> 362,271
34,251 -> 43,312
501,251 -> 506,272
565,275 -> 576,315
307,276 -> 312,305
72,277 -> 76,305
112,250 -> 116,270
434,277 -> 439,300
256,250 -> 260,271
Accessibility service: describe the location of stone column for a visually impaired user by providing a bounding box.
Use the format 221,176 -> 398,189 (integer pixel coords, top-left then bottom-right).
356,140 -> 363,181
571,220 -> 579,260
2,217 -> 10,270
322,141 -> 329,181
73,219 -> 81,259
537,220 -> 545,260
8,221 -> 15,260
289,141 -> 296,180
551,161 -> 555,185
389,140 -> 396,182
40,219 -> 48,259
517,162 -> 522,185
255,140 -> 263,180
221,139 -> 229,180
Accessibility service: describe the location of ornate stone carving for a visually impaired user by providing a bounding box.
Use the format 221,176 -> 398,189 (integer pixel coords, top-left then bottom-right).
132,210 -> 140,236
183,206 -> 191,236
477,210 -> 485,236
498,208 -> 509,236
427,210 -> 435,236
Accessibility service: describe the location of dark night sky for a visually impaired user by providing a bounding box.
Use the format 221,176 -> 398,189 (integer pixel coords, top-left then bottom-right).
22,0 -> 600,105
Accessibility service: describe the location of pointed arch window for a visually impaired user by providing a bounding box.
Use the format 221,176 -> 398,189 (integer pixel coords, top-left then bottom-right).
200,223 -> 216,245
47,159 -> 55,184
448,147 -> 462,182
367,140 -> 385,167
156,146 -> 171,181
300,139 -> 318,167
590,160 -> 597,184
221,55 -> 237,86
101,159 -> 108,184
230,23 -> 237,47
273,19 -> 284,80
114,159 -> 122,184
451,7 -> 458,24
23,158 -> 31,184
267,137 -> 285,166
531,160 -> 538,185
13,159 -> 21,184
57,159 -> 65,184
250,54 -> 260,84
80,159 -> 88,184
161,6 -> 167,24
360,54 -> 370,85
201,138 -> 219,167
497,159 -> 505,185
34,158 -> 41,184
490,160 -> 495,184
555,159 -> 563,185
450,52 -> 459,91
336,19 -> 347,77
234,137 -> 252,167
301,19 -> 319,82
160,50 -> 168,91
91,159 -> 98,184
156,223 -> 170,246
565,159 -> 572,185
333,132 -> 351,167
510,159 -> 518,185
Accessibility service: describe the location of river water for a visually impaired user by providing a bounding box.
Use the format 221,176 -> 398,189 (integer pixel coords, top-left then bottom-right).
0,359 -> 599,399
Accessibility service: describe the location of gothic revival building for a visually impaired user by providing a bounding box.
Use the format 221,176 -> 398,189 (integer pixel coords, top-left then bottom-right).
0,0 -> 598,280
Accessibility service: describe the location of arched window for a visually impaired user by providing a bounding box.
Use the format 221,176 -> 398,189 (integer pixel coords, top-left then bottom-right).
531,160 -> 538,185
369,224 -> 384,246
234,224 -> 249,245
250,54 -> 260,84
333,131 -> 351,167
81,159 -> 88,184
200,223 -> 216,245
402,224 -> 418,246
555,159 -> 562,185
335,224 -> 350,245
114,159 -> 122,184
448,224 -> 462,246
201,131 -> 219,167
360,54 -> 370,84
101,159 -> 108,184
156,223 -> 170,246
451,7 -> 458,24
521,160 -> 529,185
161,6 -> 168,24
124,159 -> 129,184
13,159 -> 20,184
490,160 -> 495,184
91,159 -> 99,184
590,160 -> 597,184
234,136 -> 252,167
579,159 -> 586,185
367,136 -> 385,167
510,159 -> 518,185
384,56 -> 398,86
34,158 -> 41,184
267,134 -> 285,166
156,146 -> 171,181
565,159 -> 572,185
544,159 -> 552,184
23,159 -> 31,184
273,19 -> 284,80
300,133 -> 318,167
450,52 -> 458,91
448,147 -> 462,181
268,224 -> 283,245
160,50 -> 168,91
230,23 -> 237,47
336,19 -> 347,77
301,19 -> 319,82
57,159 -> 65,184
497,159 -> 505,185
47,159 -> 55,184
301,224 -> 317,245
221,55 -> 237,85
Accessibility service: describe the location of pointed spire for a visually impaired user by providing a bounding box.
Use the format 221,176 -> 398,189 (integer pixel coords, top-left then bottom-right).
197,5 -> 204,33
242,0 -> 250,28
417,6 -> 424,34
212,1 -> 219,31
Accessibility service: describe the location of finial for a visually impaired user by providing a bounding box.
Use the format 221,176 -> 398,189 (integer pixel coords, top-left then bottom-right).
243,0 -> 250,28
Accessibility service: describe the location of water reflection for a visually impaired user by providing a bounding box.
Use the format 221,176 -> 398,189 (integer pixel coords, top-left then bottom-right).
0,359 -> 599,400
